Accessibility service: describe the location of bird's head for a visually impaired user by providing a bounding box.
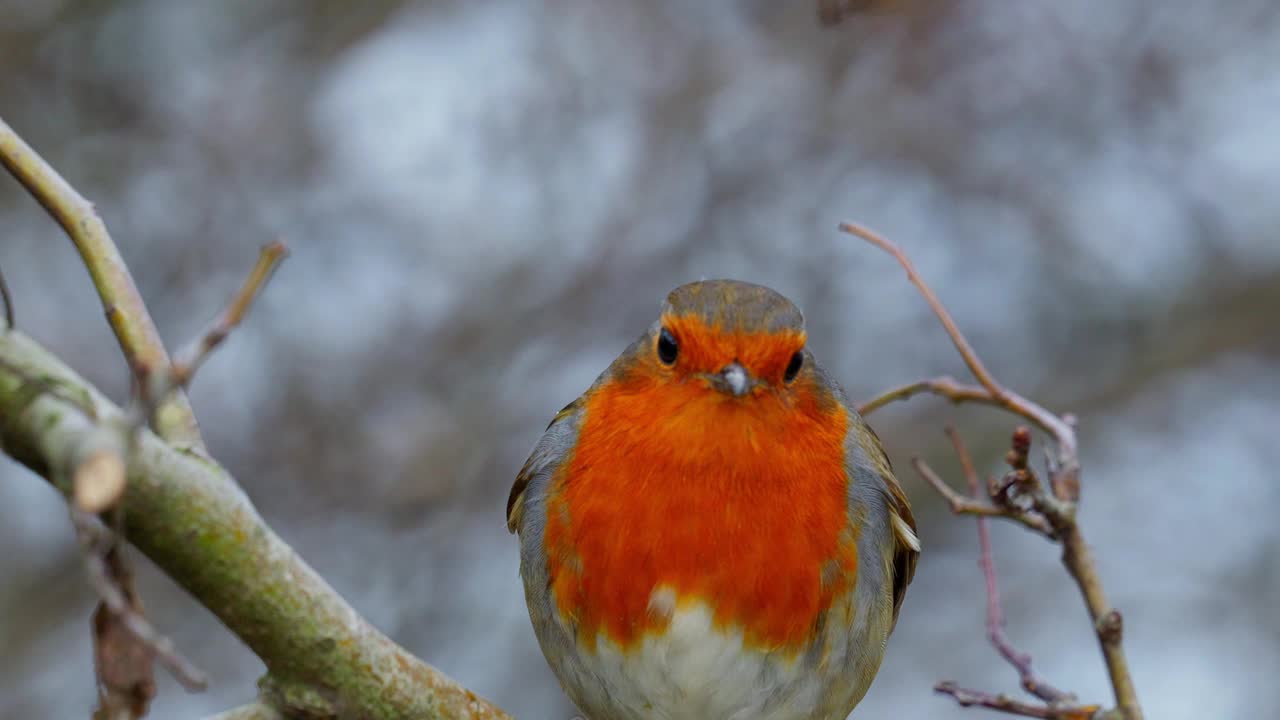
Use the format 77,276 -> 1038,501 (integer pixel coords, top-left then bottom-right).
641,279 -> 812,401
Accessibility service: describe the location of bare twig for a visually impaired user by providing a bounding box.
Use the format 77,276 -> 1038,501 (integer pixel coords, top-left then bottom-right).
843,221 -> 1141,720
949,428 -> 1074,705
91,548 -> 156,719
133,240 -> 288,432
935,683 -> 1101,720
946,427 -> 981,496
841,222 -> 1078,491
74,509 -> 209,693
858,376 -> 994,417
0,115 -> 202,447
910,457 -> 1053,536
840,222 -> 1004,400
170,241 -> 288,387
909,431 -> 1102,718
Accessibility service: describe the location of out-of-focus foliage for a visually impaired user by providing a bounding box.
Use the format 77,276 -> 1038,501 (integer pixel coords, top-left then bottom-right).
1,2 -> 1277,718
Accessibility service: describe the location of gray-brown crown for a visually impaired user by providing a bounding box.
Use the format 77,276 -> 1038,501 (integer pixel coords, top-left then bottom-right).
662,280 -> 804,333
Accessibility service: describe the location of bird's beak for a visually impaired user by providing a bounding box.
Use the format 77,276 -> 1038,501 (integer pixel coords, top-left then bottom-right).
713,361 -> 753,397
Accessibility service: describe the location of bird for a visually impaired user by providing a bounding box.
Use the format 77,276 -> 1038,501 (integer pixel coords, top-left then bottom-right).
507,279 -> 919,720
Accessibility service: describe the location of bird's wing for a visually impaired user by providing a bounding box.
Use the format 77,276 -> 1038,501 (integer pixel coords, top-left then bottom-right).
850,419 -> 920,627
507,397 -> 583,534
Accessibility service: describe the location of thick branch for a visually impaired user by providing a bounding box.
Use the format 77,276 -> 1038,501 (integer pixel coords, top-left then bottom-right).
0,330 -> 510,720
0,115 -> 202,448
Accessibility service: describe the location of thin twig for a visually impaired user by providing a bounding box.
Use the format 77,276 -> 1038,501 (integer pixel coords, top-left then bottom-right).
935,683 -> 1101,720
0,115 -> 202,447
170,241 -> 288,387
947,428 -> 1074,705
133,241 -> 288,435
842,222 -> 1078,482
857,376 -> 994,417
73,509 -> 209,692
945,427 -> 981,497
840,222 -> 1005,400
842,221 -> 1141,720
910,457 -> 1053,536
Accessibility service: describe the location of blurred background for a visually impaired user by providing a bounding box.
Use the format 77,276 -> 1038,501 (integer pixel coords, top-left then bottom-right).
2,1 -> 1278,718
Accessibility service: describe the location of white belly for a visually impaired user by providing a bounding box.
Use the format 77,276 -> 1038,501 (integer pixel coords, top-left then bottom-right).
547,594 -> 888,720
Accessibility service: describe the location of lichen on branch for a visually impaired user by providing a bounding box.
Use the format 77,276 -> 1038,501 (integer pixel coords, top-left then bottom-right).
0,330 -> 510,719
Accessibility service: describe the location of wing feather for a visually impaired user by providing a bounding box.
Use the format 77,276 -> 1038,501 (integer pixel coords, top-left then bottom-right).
855,419 -> 919,626
507,398 -> 581,533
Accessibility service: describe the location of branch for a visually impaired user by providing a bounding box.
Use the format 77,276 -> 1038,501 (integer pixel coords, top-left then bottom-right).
915,429 -> 1111,719
61,242 -> 291,708
2,115 -> 504,718
88,536 -> 157,719
170,241 -> 288,388
935,683 -> 1101,720
843,222 -> 1141,720
857,376 -> 994,417
841,222 -> 1078,500
841,223 -> 1004,401
949,429 -> 1075,705
0,115 -> 202,448
0,330 -> 511,720
133,241 -> 288,434
909,457 -> 1052,536
74,509 -> 208,692
952,427 -> 1070,702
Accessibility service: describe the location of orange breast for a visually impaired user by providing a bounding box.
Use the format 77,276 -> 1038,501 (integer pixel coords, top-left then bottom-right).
542,364 -> 857,654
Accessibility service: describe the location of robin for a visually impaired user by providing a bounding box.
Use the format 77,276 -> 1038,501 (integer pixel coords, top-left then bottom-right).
507,279 -> 919,719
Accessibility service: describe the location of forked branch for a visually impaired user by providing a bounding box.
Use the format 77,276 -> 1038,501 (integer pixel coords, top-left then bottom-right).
0,117 -> 202,448
842,222 -> 1079,499
843,222 -> 1141,720
0,114 -> 508,718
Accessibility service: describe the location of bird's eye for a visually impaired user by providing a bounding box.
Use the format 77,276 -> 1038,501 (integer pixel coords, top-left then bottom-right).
657,328 -> 679,365
784,350 -> 804,382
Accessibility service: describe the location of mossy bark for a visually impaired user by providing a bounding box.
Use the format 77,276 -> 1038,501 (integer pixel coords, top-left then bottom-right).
0,330 -> 511,720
